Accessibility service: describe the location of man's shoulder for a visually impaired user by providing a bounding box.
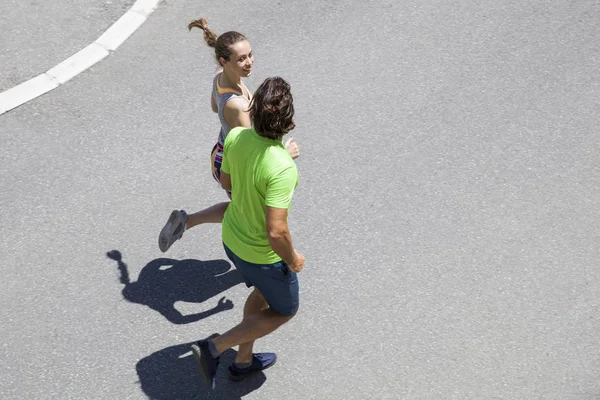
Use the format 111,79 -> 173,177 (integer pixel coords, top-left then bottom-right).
225,127 -> 250,145
267,151 -> 297,179
272,145 -> 296,166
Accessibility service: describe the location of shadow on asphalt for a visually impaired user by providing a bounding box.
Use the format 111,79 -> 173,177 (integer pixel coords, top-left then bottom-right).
107,250 -> 244,324
136,342 -> 266,399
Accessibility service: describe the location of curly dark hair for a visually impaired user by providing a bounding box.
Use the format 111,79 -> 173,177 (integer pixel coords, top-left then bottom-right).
249,77 -> 296,140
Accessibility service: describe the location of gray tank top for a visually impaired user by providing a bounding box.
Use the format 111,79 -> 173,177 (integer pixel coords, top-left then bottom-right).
213,73 -> 251,146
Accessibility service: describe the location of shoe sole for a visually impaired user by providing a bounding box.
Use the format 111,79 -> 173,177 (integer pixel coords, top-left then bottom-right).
191,344 -> 215,390
228,358 -> 277,381
158,210 -> 184,252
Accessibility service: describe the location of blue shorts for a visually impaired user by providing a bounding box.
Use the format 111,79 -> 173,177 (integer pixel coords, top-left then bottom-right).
223,243 -> 299,316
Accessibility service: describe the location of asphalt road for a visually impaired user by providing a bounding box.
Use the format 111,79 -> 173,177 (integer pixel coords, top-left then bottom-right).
1,0 -> 599,399
0,0 -> 135,91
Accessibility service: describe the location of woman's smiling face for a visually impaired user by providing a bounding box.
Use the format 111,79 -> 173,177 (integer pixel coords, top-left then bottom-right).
222,40 -> 254,78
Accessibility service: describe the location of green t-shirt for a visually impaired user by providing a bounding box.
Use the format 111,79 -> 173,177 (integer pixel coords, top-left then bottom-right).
221,127 -> 298,264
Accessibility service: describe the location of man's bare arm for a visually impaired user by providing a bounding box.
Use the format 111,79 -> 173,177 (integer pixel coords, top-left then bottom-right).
266,206 -> 304,272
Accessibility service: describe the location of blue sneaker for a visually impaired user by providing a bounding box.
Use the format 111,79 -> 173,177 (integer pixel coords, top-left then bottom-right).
191,340 -> 220,389
158,210 -> 188,252
228,353 -> 277,381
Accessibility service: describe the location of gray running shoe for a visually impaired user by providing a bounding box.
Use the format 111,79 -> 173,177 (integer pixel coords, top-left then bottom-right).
158,210 -> 188,252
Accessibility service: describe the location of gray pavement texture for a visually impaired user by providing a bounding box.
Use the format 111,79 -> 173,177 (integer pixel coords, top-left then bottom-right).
0,0 -> 135,91
1,0 -> 600,399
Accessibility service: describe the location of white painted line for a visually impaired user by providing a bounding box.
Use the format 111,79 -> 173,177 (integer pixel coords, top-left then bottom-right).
0,74 -> 58,115
47,43 -> 110,84
0,0 -> 163,116
96,11 -> 147,51
131,0 -> 161,16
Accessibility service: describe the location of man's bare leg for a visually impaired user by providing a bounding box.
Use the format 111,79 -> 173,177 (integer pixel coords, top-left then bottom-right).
211,307 -> 294,355
234,289 -> 269,365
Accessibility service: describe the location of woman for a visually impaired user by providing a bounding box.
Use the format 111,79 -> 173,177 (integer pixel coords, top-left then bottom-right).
190,18 -> 299,182
158,19 -> 298,252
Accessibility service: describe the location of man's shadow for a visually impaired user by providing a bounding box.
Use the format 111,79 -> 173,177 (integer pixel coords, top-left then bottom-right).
136,341 -> 266,399
107,250 -> 244,324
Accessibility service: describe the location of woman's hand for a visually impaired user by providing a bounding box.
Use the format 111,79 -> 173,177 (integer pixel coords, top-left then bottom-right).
285,137 -> 300,160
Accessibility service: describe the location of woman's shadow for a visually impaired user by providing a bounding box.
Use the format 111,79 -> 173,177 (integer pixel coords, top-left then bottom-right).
107,250 -> 244,324
136,341 -> 266,399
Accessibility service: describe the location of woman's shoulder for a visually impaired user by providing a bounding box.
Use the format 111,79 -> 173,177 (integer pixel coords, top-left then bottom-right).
223,95 -> 249,112
212,70 -> 222,86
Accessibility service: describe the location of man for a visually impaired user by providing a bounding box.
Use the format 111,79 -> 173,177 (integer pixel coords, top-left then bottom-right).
191,76 -> 305,389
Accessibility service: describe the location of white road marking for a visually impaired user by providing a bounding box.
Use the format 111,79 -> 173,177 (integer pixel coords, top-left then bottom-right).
0,0 -> 163,116
47,43 -> 110,85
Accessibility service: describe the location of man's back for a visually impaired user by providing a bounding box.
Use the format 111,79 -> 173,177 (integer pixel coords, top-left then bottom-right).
221,126 -> 298,264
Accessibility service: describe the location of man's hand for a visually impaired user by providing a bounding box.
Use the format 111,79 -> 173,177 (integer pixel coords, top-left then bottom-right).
289,249 -> 305,273
285,137 -> 300,160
